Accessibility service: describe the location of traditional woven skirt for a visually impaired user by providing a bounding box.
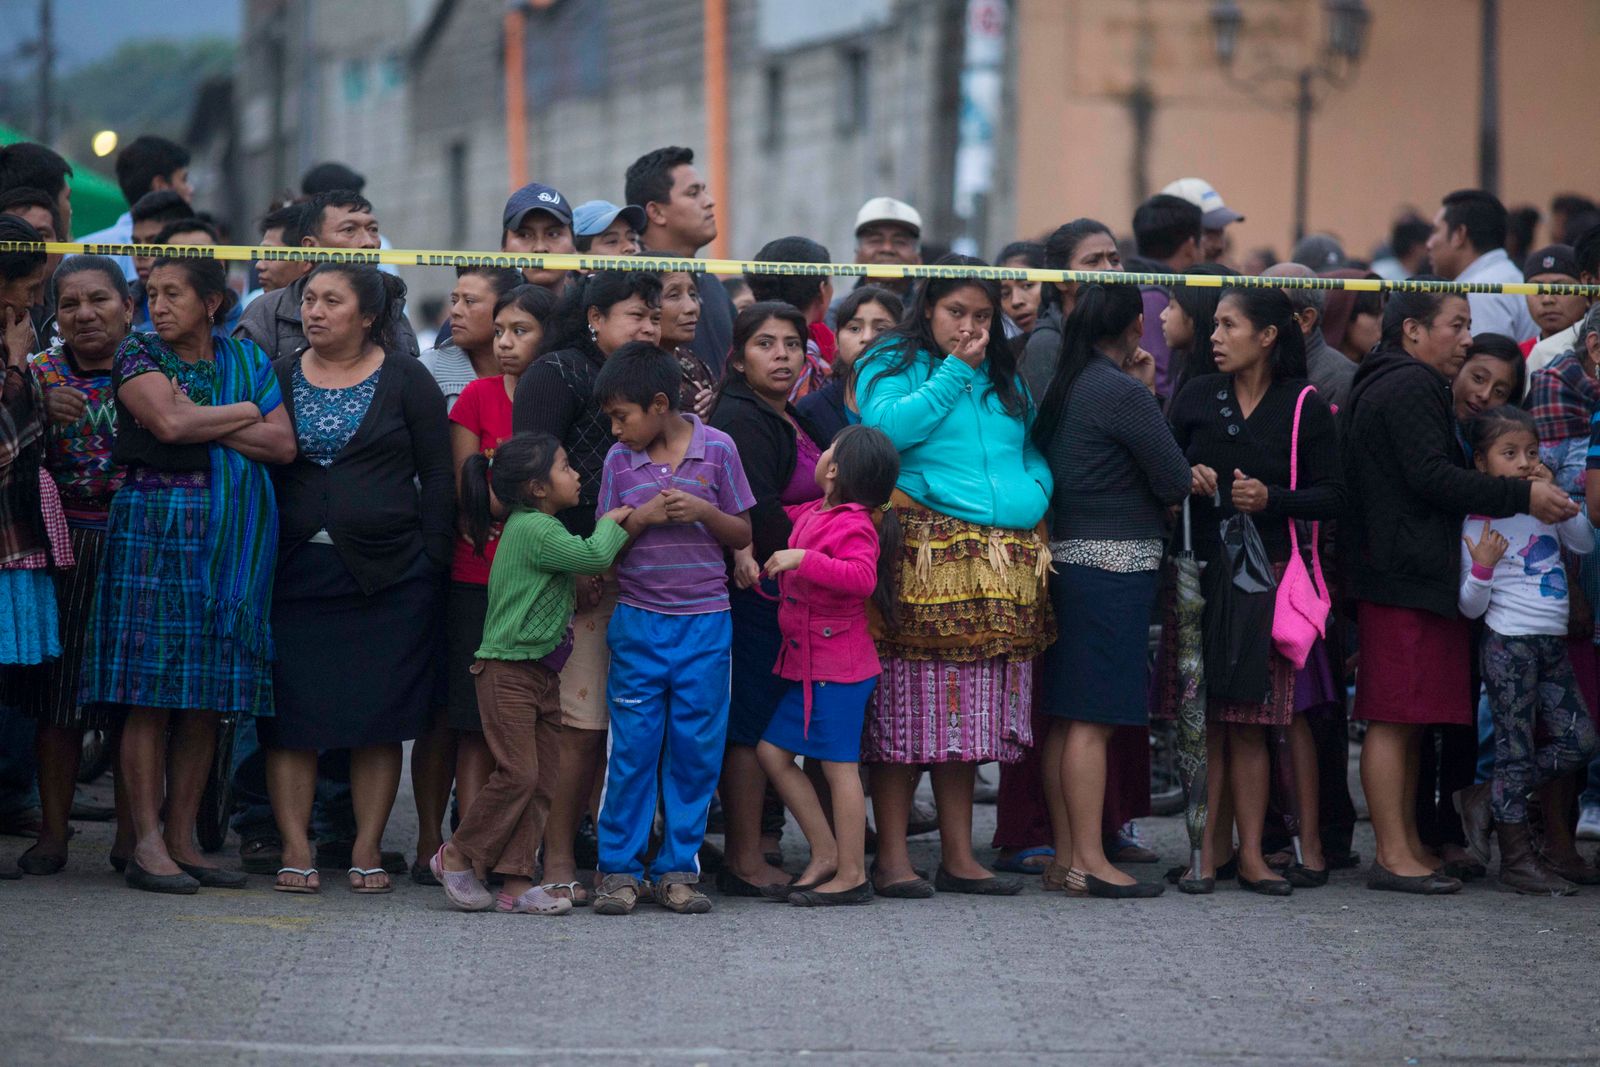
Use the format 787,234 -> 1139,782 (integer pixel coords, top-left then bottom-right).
864,492 -> 1052,765
2,526 -> 118,729
81,484 -> 272,716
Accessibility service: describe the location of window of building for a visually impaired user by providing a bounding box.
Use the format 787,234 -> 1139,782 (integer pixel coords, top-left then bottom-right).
448,141 -> 469,248
762,64 -> 784,153
837,45 -> 869,136
342,58 -> 369,104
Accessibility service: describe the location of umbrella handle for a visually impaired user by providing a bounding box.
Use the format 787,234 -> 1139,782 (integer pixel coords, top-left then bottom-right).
1182,497 -> 1192,554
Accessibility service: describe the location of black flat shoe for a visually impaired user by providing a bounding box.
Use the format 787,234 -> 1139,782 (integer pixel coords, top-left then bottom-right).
17,846 -> 66,876
125,858 -> 200,895
409,860 -> 441,887
715,869 -> 783,898
0,866 -> 18,880
109,853 -> 129,874
1439,858 -> 1486,881
1178,872 -> 1215,895
1366,862 -> 1462,895
1166,855 -> 1237,885
790,882 -> 874,907
933,867 -> 1023,896
1284,863 -> 1329,888
1238,874 -> 1293,896
177,862 -> 249,889
1065,869 -> 1164,898
761,876 -> 827,900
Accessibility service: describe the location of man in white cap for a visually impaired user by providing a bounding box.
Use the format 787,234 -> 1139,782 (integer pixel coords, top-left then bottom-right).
827,196 -> 923,326
1162,177 -> 1244,264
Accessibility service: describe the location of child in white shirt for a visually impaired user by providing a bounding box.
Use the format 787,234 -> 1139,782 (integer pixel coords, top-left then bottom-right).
1458,406 -> 1599,894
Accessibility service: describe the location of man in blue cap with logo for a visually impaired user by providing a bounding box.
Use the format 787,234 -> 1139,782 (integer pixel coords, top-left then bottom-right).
502,181 -> 578,294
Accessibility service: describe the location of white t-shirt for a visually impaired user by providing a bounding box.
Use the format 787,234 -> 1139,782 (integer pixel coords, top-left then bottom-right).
1459,511 -> 1595,636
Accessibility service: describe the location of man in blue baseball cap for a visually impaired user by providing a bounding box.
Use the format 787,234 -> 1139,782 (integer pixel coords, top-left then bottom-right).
502,181 -> 577,292
573,200 -> 646,256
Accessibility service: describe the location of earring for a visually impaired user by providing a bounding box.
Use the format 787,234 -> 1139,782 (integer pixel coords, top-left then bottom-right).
589,325 -> 598,343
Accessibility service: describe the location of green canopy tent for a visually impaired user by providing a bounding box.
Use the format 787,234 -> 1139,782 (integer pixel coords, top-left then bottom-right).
0,125 -> 127,237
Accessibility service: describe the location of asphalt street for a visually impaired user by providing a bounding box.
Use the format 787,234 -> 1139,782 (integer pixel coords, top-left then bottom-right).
3,754 -> 1598,1067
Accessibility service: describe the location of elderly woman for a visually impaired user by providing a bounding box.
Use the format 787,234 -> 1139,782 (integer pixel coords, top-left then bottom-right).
4,256 -> 134,875
81,255 -> 296,894
855,254 -> 1054,899
1342,285 -> 1578,895
264,264 -> 453,895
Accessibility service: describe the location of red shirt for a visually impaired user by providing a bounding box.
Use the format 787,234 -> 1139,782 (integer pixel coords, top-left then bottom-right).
448,376 -> 514,584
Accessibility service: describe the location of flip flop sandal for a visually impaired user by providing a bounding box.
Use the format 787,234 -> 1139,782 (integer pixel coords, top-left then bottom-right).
347,866 -> 394,894
274,866 -> 320,894
994,846 -> 1055,874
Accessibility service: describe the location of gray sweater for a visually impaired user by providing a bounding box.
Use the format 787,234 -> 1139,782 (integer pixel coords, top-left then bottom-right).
1043,353 -> 1191,541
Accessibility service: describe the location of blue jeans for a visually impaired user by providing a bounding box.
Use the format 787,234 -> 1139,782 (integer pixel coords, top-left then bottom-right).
229,714 -> 356,843
598,606 -> 731,883
0,703 -> 39,817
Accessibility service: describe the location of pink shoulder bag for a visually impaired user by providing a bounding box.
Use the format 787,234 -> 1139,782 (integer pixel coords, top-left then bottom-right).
1271,385 -> 1332,669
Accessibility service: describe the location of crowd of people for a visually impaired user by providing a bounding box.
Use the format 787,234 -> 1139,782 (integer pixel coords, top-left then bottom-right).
3,131 -> 1600,911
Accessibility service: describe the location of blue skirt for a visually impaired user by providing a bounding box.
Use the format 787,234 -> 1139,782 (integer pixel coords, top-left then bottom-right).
727,583 -> 788,746
1039,564 -> 1159,726
762,677 -> 877,762
0,569 -> 59,666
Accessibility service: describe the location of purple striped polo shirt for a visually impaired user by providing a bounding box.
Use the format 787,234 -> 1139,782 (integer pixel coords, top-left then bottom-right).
596,414 -> 755,615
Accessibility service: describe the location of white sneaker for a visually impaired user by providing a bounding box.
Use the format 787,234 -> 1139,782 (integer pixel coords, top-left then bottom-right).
1576,805 -> 1600,842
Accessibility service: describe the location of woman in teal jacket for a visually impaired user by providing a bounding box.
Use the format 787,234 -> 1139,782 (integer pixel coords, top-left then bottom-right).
855,256 -> 1055,899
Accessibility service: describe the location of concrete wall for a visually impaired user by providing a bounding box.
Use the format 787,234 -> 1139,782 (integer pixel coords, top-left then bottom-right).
1013,0 -> 1600,262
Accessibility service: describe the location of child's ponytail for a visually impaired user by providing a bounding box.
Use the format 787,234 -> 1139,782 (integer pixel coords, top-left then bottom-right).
828,425 -> 903,630
459,432 -> 566,556
460,453 -> 496,557
873,505 -> 903,631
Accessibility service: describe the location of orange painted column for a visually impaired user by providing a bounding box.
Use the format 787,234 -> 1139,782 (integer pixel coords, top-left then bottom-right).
504,7 -> 529,191
703,0 -> 729,259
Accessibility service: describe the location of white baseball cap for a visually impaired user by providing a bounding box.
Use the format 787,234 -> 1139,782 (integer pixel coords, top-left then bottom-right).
854,197 -> 923,237
1161,178 -> 1245,229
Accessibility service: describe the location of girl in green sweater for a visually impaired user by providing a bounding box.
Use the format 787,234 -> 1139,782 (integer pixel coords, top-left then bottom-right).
430,432 -> 633,914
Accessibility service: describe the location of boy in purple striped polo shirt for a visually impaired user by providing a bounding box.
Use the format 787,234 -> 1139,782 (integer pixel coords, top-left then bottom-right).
590,342 -> 754,915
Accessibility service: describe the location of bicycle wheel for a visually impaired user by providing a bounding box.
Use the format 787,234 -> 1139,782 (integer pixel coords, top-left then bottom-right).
197,715 -> 239,853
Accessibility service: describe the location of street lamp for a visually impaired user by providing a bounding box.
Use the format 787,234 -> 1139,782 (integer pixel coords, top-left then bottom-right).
1207,0 -> 1371,241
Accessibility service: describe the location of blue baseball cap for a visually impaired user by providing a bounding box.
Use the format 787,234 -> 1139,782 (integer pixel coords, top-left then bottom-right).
572,200 -> 647,238
502,182 -> 573,231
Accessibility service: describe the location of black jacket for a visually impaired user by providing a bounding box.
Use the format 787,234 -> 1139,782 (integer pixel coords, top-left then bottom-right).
709,378 -> 825,560
795,377 -> 850,445
511,344 -> 611,537
1339,346 -> 1530,618
271,350 -> 453,595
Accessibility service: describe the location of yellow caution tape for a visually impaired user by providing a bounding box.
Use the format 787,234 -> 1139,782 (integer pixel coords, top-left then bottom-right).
11,241 -> 1599,297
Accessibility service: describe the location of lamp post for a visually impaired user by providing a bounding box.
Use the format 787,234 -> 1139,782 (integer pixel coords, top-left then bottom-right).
1208,0 -> 1370,241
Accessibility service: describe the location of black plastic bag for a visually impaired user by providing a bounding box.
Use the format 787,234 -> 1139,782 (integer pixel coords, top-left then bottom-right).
1203,513 -> 1279,704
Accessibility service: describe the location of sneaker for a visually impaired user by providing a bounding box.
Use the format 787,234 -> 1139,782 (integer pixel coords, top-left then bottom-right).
592,873 -> 640,916
1577,804 -> 1600,842
658,881 -> 713,914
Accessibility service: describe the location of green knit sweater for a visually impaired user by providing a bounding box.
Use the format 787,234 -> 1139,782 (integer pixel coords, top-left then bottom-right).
475,509 -> 629,661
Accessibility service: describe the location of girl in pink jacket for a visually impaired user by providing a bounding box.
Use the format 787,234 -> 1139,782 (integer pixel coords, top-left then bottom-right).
756,425 -> 901,907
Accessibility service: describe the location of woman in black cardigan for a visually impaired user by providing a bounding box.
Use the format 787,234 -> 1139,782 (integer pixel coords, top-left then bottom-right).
711,301 -> 827,895
1341,286 -> 1578,895
1169,287 -> 1347,895
264,264 -> 453,894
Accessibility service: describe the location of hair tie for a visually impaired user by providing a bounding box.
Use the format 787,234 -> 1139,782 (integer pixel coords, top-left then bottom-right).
878,501 -> 892,513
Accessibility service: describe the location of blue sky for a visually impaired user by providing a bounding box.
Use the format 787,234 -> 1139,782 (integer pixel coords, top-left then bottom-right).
0,0 -> 241,71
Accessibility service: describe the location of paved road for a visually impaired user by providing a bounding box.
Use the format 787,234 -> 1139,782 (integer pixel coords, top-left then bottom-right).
3,759 -> 1598,1066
